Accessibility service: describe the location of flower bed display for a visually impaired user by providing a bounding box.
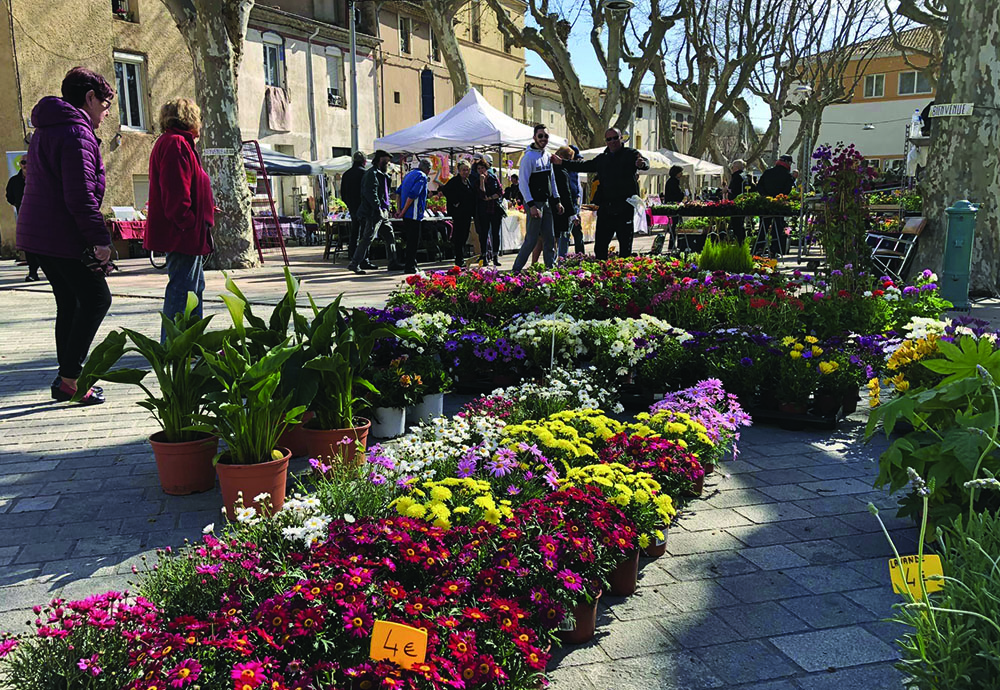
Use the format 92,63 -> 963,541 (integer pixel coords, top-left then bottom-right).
0,372 -> 750,689
650,192 -> 799,217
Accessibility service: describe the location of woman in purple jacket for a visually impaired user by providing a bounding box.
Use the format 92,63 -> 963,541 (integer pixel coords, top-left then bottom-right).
16,67 -> 115,405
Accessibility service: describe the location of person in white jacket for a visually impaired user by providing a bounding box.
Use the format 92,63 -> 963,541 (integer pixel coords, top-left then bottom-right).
512,124 -> 562,273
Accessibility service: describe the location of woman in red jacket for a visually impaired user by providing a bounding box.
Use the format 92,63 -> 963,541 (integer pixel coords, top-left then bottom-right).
144,98 -> 214,339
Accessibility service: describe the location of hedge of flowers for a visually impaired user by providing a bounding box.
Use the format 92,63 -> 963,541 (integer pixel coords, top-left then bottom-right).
0,371 -> 750,690
381,259 -> 948,414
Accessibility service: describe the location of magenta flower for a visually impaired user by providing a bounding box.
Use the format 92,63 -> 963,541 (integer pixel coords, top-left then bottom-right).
231,660 -> 267,686
76,654 -> 102,677
557,568 -> 584,592
167,659 -> 202,687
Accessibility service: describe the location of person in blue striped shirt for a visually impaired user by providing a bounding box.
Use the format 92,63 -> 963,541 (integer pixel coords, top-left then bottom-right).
397,158 -> 431,274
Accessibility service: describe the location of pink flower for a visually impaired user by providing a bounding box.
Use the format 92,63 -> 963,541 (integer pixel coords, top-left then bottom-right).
231,660 -> 267,687
76,654 -> 102,677
167,659 -> 202,687
557,568 -> 584,592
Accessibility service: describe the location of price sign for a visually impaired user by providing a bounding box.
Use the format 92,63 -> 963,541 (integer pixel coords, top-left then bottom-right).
370,621 -> 428,669
889,554 -> 944,600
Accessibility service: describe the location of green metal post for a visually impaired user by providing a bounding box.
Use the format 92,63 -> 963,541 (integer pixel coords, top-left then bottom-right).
941,199 -> 979,310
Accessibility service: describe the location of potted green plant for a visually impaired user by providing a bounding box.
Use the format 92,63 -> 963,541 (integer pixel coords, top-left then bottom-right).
405,354 -> 452,426
75,293 -> 224,495
296,295 -> 400,464
367,355 -> 422,438
189,293 -> 306,518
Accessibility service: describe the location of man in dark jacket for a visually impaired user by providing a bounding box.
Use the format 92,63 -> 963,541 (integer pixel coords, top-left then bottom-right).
340,151 -> 369,264
503,174 -> 524,205
755,154 -> 795,256
726,159 -> 747,244
6,159 -> 39,281
555,128 -> 648,259
348,150 -> 400,274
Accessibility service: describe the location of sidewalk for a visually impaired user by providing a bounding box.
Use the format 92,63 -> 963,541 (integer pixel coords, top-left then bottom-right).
0,248 -> 951,688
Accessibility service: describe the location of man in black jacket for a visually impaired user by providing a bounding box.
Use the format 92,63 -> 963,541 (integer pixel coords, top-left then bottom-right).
340,151 -> 370,265
726,159 -> 747,244
554,128 -> 648,259
755,154 -> 795,256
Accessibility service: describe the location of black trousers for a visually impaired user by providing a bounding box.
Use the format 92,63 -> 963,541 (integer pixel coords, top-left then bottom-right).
347,213 -> 362,258
476,212 -> 502,259
729,217 -> 746,245
25,252 -> 39,277
451,215 -> 472,265
595,200 -> 635,260
32,253 -> 112,380
402,218 -> 421,268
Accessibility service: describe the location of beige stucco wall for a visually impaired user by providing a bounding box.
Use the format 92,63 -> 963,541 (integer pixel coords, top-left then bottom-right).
0,0 -> 24,254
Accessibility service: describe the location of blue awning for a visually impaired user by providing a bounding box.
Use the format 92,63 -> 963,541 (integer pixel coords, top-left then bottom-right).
242,146 -> 319,176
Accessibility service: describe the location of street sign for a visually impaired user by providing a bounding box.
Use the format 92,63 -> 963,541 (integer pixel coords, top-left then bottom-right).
929,103 -> 974,118
203,147 -> 236,156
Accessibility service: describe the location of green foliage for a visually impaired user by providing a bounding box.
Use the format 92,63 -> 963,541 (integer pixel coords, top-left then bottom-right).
890,510 -> 1000,689
191,337 -> 306,465
696,237 -> 754,274
75,293 -> 225,442
867,336 -> 1000,528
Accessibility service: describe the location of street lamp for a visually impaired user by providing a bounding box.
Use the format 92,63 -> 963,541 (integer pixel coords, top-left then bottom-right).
603,0 -> 635,10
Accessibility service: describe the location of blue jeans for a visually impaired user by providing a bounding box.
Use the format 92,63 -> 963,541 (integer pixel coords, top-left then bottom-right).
512,205 -> 555,272
162,252 -> 205,342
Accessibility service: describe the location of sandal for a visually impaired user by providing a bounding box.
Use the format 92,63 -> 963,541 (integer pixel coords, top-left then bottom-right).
50,381 -> 105,405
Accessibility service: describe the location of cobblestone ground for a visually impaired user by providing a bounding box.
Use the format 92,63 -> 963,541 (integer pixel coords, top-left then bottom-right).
0,253 -> 928,688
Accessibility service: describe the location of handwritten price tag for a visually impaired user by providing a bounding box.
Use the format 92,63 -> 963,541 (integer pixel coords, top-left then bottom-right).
370,621 -> 428,669
889,554 -> 944,600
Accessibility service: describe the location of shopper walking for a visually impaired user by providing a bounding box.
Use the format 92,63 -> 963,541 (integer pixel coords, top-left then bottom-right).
349,150 -> 400,274
145,98 -> 215,340
340,150 -> 369,264
663,165 -> 686,250
562,145 -> 586,256
512,124 -> 561,272
756,154 -> 795,256
5,158 -> 39,281
474,156 -> 504,266
554,127 -> 648,259
16,67 -> 115,405
442,160 -> 476,266
397,158 -> 431,274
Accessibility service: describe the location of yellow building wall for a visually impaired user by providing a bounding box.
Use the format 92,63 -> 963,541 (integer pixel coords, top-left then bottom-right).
845,54 -> 935,103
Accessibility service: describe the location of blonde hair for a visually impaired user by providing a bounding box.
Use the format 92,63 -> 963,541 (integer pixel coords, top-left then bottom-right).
555,145 -> 573,160
457,160 -> 472,171
159,98 -> 201,133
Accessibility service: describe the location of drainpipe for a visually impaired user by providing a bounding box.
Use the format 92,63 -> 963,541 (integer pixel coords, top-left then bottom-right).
306,26 -> 321,161
349,0 -> 360,151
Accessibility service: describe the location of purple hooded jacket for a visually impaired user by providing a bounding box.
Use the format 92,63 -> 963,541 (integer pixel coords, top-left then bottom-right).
16,97 -> 110,258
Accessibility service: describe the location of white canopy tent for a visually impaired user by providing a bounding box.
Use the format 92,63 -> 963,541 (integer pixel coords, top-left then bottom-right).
314,156 -> 400,175
669,151 -> 725,178
374,88 -> 567,154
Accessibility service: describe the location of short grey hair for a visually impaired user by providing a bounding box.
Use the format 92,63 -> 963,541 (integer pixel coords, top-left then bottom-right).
730,159 -> 745,171
418,158 -> 432,172
352,150 -> 366,165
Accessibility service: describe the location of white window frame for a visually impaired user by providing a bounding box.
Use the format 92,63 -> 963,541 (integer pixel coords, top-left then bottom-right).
325,47 -> 345,107
898,70 -> 932,96
431,31 -> 440,62
262,33 -> 284,88
398,15 -> 412,55
113,51 -> 147,131
863,73 -> 885,99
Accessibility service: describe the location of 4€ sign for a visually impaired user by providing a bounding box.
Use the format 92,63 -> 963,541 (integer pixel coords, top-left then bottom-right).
369,621 -> 428,670
888,554 -> 944,601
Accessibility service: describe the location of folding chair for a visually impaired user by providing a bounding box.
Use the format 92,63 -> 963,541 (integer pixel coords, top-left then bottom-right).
869,217 -> 926,281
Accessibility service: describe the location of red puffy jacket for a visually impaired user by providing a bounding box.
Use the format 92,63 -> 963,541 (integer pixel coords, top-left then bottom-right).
144,128 -> 215,255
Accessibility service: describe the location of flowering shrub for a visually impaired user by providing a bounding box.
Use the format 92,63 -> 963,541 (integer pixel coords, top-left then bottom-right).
811,143 -> 877,276
601,432 -> 705,496
649,379 -> 752,461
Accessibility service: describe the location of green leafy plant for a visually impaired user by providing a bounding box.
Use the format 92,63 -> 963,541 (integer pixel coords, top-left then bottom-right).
367,355 -> 423,409
192,337 -> 306,465
75,293 -> 225,442
297,296 -> 401,430
868,335 -> 1000,528
871,479 -> 1000,689
696,237 -> 754,274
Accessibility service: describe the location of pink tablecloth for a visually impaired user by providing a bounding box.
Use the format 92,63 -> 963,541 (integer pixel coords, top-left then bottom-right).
647,213 -> 673,227
108,220 -> 147,240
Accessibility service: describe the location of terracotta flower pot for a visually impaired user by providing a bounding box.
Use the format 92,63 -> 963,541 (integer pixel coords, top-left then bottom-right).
148,432 -> 218,495
842,391 -> 860,415
685,472 -> 706,497
703,461 -> 716,476
556,591 -> 601,645
642,526 -> 669,559
608,549 -> 640,596
216,448 -> 290,520
302,418 -> 371,466
277,411 -> 314,457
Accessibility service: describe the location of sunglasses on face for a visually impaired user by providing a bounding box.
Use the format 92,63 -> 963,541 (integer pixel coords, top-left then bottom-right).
606,136 -> 620,142
536,133 -> 549,139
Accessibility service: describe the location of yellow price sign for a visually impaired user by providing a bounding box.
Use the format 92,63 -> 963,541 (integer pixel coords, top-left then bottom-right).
889,554 -> 944,600
370,621 -> 428,670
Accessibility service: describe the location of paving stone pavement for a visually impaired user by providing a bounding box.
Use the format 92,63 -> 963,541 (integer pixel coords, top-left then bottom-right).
0,256 -> 919,687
